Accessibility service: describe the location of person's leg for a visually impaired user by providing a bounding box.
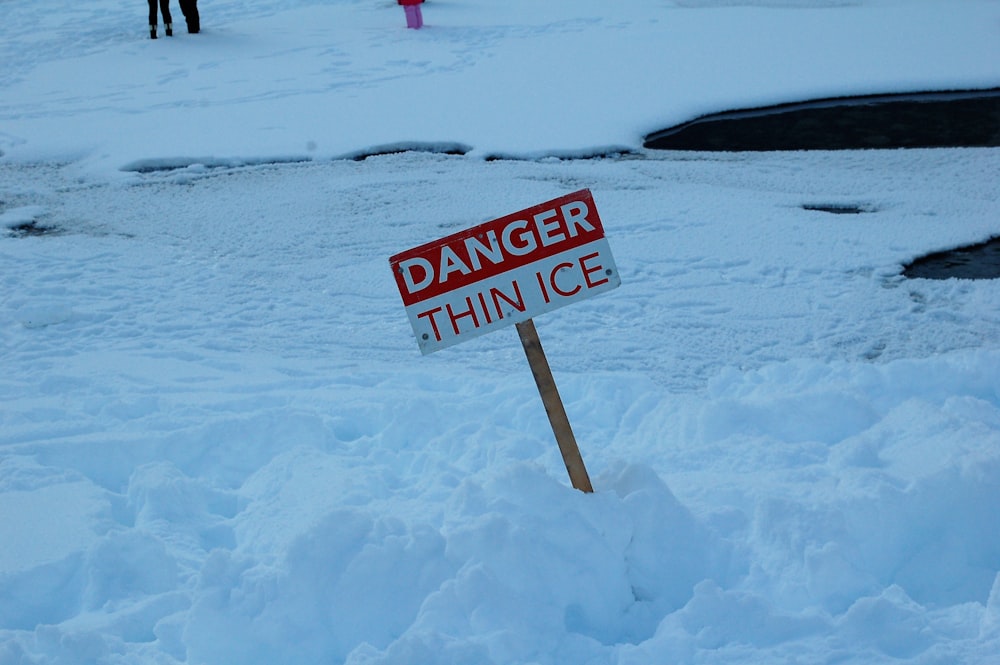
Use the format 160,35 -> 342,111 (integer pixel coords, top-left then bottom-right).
159,0 -> 173,35
179,0 -> 200,33
188,0 -> 200,33
148,0 -> 158,38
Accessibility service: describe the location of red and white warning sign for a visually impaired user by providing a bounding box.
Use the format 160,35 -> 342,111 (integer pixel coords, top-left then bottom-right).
390,189 -> 620,354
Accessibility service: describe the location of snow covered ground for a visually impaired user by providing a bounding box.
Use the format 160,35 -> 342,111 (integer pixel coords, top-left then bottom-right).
2,1 -> 1000,664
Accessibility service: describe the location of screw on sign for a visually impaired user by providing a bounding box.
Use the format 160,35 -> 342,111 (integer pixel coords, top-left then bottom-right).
389,189 -> 621,492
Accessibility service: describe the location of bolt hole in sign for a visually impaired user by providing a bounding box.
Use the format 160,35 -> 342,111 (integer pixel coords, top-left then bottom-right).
390,189 -> 621,354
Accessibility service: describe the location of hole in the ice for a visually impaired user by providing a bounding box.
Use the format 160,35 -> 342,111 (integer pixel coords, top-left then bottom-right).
346,142 -> 471,161
803,203 -> 874,215
9,221 -> 61,237
483,147 -> 640,162
121,156 -> 312,174
903,236 -> 1000,280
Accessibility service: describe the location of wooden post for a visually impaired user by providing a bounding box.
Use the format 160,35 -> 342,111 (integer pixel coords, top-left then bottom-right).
516,318 -> 594,493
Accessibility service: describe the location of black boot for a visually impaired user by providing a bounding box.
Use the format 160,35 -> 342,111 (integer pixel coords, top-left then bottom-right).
165,23 -> 173,36
150,25 -> 157,39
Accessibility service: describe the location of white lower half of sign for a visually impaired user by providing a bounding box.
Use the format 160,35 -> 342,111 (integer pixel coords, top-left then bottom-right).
404,239 -> 620,354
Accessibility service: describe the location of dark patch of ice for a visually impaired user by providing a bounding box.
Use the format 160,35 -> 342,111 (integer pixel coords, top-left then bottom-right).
483,147 -> 640,162
644,88 -> 1000,151
8,220 -> 61,237
340,142 -> 471,161
903,237 -> 1000,280
802,203 -> 876,215
121,155 -> 313,174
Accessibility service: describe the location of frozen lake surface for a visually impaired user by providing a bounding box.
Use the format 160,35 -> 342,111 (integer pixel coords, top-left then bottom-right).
2,2 -> 1000,664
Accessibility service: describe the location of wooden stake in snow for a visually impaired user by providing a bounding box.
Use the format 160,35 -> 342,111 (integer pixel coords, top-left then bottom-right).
516,318 -> 593,493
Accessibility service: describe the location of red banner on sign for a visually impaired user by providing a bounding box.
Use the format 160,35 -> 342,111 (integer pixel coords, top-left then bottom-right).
392,189 -> 608,305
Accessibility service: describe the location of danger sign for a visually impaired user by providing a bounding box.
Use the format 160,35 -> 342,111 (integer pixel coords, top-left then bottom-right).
390,189 -> 620,354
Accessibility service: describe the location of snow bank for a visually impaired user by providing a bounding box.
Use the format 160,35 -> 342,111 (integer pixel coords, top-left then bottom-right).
3,342 -> 999,663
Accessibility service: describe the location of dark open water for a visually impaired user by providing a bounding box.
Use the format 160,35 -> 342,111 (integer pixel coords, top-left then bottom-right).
643,88 -> 1000,279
